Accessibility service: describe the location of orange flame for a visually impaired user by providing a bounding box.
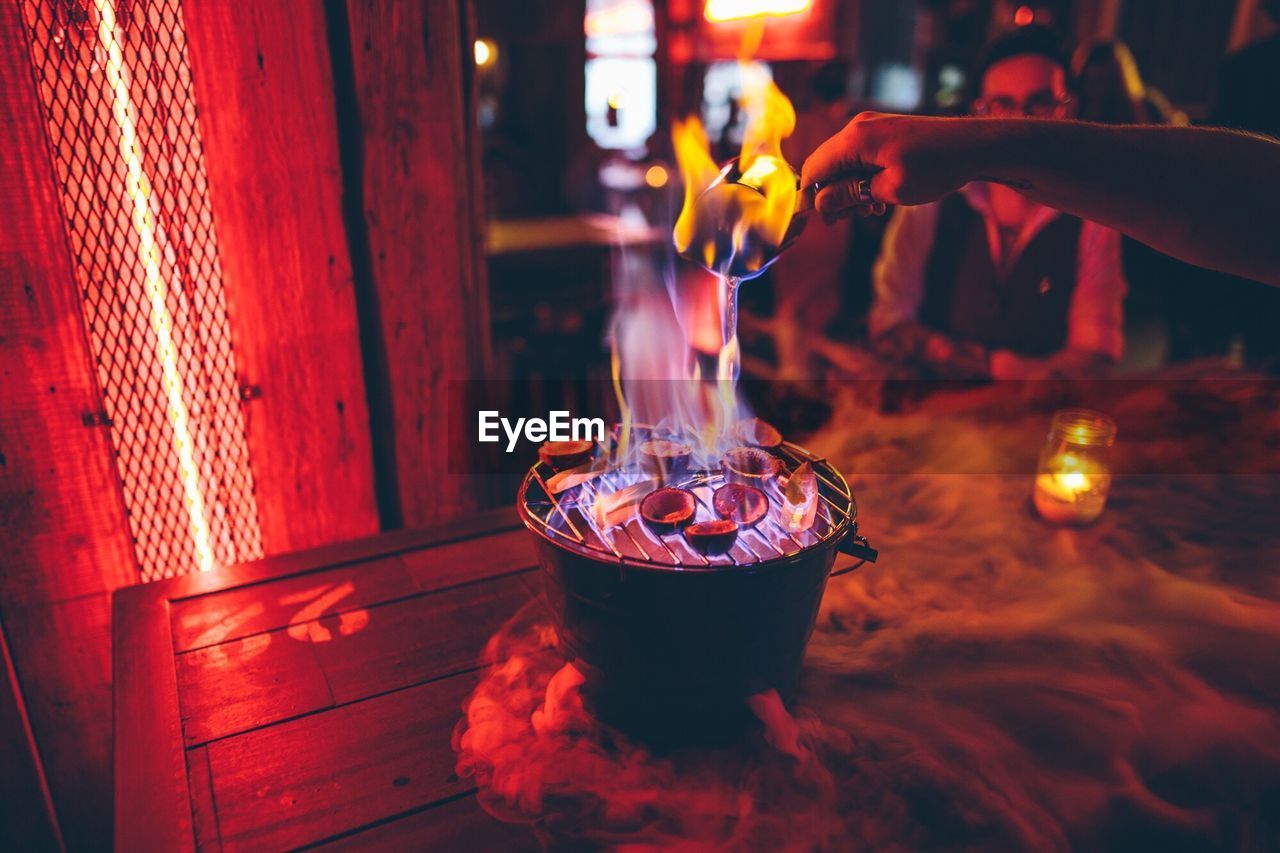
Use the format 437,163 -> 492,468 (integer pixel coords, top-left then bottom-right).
736,68 -> 798,250
671,116 -> 722,270
670,41 -> 798,278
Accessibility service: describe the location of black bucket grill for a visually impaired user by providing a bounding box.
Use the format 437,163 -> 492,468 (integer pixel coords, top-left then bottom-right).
521,442 -> 856,570
516,438 -> 874,745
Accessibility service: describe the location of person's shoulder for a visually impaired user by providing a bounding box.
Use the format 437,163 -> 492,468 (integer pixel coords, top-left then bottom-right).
1077,219 -> 1124,251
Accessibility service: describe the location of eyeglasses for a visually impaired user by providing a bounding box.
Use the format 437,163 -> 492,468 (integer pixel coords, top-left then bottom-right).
972,92 -> 1072,117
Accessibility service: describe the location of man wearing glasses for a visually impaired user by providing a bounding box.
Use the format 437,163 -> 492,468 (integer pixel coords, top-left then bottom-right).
869,26 -> 1126,380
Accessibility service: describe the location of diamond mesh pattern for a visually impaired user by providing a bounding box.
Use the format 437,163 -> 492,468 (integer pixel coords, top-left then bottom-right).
20,0 -> 262,580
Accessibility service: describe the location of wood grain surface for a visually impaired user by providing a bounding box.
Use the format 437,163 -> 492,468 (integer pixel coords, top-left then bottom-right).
116,507 -> 540,851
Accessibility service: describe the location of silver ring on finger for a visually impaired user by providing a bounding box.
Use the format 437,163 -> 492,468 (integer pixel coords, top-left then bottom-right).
853,179 -> 874,205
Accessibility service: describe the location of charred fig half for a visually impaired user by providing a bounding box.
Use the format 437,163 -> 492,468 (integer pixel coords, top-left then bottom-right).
732,418 -> 782,450
720,446 -> 782,487
712,483 -> 769,528
538,440 -> 595,471
684,519 -> 739,555
640,487 -> 697,535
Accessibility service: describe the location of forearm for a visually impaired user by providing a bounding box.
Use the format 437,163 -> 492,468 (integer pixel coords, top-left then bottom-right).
990,347 -> 1114,381
965,121 -> 1280,285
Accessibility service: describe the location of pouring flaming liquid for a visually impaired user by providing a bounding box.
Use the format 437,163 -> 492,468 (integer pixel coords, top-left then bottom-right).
671,69 -> 800,280
599,24 -> 806,521
671,51 -> 801,451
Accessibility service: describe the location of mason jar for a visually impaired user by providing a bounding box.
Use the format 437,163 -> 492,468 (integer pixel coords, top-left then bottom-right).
1033,409 -> 1117,525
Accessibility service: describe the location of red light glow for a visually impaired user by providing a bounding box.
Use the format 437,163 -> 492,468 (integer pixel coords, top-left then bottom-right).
20,0 -> 263,579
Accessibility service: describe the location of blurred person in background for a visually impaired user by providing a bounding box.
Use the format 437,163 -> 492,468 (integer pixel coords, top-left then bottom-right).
869,26 -> 1126,380
1204,0 -> 1280,371
1215,0 -> 1280,139
1072,38 -> 1186,126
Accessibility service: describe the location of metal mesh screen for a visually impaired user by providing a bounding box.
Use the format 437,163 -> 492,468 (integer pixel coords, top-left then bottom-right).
19,0 -> 262,580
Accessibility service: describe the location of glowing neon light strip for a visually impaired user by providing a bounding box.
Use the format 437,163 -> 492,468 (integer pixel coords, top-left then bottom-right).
95,0 -> 215,573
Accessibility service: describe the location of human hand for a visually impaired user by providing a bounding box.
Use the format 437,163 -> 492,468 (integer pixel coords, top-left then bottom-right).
800,113 -> 986,218
872,323 -> 989,380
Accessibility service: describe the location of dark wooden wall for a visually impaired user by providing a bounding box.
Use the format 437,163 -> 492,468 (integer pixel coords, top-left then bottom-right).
342,0 -> 491,528
184,0 -> 381,553
0,0 -> 489,847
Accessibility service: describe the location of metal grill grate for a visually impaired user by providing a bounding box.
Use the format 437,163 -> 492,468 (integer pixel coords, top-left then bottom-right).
521,442 -> 858,569
20,0 -> 262,580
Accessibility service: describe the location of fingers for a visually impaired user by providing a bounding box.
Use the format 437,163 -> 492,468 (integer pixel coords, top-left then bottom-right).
799,111 -> 884,189
820,202 -> 886,226
813,177 -> 890,219
813,178 -> 867,214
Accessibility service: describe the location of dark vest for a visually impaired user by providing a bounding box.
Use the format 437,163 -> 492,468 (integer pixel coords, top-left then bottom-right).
920,193 -> 1082,356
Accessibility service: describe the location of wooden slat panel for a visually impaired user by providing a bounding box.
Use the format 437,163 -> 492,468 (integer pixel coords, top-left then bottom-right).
114,588 -> 194,852
170,554 -> 415,652
1,6 -> 138,844
182,0 -> 378,555
206,671 -> 477,851
400,528 -> 539,593
176,627 -> 334,746
8,595 -> 119,852
312,573 -> 533,703
343,0 -> 492,527
315,792 -> 538,851
186,746 -> 221,853
0,0 -> 138,604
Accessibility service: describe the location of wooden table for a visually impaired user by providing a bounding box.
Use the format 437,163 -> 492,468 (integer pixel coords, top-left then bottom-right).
115,373 -> 1280,849
114,508 -> 541,851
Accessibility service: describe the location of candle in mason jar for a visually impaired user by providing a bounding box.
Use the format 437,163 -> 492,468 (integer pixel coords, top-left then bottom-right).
1032,410 -> 1116,525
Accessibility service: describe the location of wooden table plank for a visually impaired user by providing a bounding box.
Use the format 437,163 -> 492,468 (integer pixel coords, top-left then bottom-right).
162,507 -> 521,604
312,572 -> 535,704
400,527 -> 538,593
176,627 -> 335,746
175,568 -> 538,747
314,792 -> 539,852
205,671 -> 478,851
116,510 -> 529,850
170,554 -> 416,652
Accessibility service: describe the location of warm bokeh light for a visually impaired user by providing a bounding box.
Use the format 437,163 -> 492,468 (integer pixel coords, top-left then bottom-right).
1014,5 -> 1035,26
644,164 -> 669,187
474,38 -> 494,66
585,0 -> 655,37
704,0 -> 812,23
95,0 -> 215,573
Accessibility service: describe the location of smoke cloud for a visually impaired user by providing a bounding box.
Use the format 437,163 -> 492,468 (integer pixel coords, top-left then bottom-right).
456,380 -> 1280,850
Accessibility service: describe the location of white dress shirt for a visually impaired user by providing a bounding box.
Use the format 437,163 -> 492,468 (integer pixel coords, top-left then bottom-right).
870,184 -> 1127,362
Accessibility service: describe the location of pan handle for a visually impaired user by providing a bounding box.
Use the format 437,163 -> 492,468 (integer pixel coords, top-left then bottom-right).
831,531 -> 878,577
